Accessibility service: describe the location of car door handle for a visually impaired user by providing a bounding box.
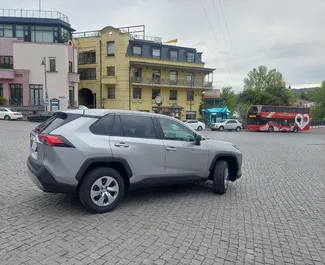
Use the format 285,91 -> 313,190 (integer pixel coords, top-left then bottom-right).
166,147 -> 177,152
115,143 -> 129,148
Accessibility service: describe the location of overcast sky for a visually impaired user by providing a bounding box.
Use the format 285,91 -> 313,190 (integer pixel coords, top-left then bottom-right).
2,0 -> 325,91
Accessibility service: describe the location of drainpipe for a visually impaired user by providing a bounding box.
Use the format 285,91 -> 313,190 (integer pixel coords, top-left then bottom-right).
99,40 -> 102,108
129,62 -> 132,110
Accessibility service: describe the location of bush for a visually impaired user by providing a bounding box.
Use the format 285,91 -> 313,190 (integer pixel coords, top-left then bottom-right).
0,97 -> 8,106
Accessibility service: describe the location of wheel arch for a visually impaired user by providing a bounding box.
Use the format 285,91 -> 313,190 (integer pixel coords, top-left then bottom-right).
76,157 -> 132,190
209,154 -> 238,181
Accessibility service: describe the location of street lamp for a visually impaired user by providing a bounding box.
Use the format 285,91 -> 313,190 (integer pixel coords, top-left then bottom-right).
41,57 -> 48,111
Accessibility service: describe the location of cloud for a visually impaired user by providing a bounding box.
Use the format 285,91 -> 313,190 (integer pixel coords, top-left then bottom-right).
1,0 -> 325,91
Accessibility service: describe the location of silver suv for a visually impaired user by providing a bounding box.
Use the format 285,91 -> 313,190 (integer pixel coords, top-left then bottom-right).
27,109 -> 243,213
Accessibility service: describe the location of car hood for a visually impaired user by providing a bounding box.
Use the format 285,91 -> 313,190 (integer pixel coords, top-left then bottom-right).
204,138 -> 240,152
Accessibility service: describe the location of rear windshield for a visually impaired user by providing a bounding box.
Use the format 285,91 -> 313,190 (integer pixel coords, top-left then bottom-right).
34,112 -> 82,134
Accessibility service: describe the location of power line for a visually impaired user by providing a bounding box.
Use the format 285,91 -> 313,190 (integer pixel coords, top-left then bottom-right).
200,0 -> 234,85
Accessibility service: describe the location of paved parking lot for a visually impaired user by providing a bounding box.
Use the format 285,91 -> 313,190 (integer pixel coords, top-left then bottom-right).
0,120 -> 325,265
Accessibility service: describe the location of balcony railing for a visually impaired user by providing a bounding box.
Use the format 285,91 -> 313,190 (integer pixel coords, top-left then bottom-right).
0,9 -> 69,23
9,98 -> 23,106
131,77 -> 213,88
29,99 -> 44,106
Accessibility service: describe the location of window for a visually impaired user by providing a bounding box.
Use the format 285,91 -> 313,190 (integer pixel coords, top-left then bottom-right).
9,84 -> 23,106
90,115 -> 114,135
187,52 -> 195,62
69,61 -> 73,73
107,67 -> 115,76
186,112 -> 197,120
31,26 -> 54,43
152,69 -> 161,84
170,50 -> 178,61
133,88 -> 142,99
170,71 -> 178,84
49,58 -> 56,72
78,68 -> 96,80
0,25 -> 13,37
0,83 -> 3,97
118,115 -> 156,139
15,25 -> 26,38
69,86 -> 75,105
187,91 -> 194,101
133,68 -> 142,82
187,72 -> 195,86
0,56 -> 13,69
107,42 -> 115,56
30,84 -> 43,106
78,52 -> 96,64
133,46 -> 142,56
152,48 -> 161,59
152,89 -> 160,99
158,117 -> 195,142
169,90 -> 177,100
61,28 -> 69,43
107,88 -> 115,99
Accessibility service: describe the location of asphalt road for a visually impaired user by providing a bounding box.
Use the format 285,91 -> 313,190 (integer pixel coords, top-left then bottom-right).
0,121 -> 324,265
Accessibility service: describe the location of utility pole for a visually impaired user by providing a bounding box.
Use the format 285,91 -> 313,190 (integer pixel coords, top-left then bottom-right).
39,0 -> 41,11
41,57 -> 48,111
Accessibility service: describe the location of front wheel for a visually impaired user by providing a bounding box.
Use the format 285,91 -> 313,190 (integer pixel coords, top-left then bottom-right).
212,160 -> 229,194
78,167 -> 125,213
197,126 -> 203,131
293,126 -> 298,133
4,115 -> 11,120
219,126 -> 224,131
268,126 -> 274,132
236,126 -> 241,132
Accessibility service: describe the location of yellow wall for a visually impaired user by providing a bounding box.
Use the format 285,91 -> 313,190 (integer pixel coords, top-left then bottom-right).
73,26 -> 211,120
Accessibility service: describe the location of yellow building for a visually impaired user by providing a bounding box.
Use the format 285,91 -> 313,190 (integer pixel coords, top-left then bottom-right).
73,25 -> 215,120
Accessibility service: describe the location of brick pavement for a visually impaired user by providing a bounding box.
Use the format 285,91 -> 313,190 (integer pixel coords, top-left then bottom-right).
0,120 -> 325,265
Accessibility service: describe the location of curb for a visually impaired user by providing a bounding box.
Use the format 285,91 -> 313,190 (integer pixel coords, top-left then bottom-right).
311,125 -> 325,129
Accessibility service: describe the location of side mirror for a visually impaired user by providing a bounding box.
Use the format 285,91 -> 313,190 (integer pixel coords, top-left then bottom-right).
195,134 -> 202,146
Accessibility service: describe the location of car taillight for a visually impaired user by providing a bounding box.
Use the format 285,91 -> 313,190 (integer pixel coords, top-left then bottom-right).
38,134 -> 74,148
14,112 -> 20,115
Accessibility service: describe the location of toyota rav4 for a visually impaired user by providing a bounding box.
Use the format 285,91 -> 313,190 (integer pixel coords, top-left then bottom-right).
27,109 -> 243,213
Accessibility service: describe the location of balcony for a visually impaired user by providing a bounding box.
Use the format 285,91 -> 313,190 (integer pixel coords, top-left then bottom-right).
131,77 -> 213,89
0,69 -> 14,79
101,76 -> 117,85
68,73 -> 80,83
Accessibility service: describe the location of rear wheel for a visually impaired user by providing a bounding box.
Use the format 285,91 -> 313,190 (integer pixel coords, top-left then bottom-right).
293,126 -> 298,133
211,128 -> 216,131
197,126 -> 203,131
78,167 -> 125,213
268,126 -> 274,132
4,115 -> 11,120
236,126 -> 241,132
212,160 -> 229,194
219,126 -> 224,131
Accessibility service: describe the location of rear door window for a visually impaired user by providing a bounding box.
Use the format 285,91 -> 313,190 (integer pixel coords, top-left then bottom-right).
89,115 -> 114,135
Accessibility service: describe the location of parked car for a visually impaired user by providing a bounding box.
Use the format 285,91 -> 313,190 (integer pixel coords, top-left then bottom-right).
211,119 -> 242,132
27,109 -> 243,213
27,111 -> 55,123
0,107 -> 23,120
183,119 -> 206,131
78,105 -> 89,110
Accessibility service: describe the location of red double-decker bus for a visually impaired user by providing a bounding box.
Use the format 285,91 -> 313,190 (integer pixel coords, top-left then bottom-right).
246,105 -> 310,132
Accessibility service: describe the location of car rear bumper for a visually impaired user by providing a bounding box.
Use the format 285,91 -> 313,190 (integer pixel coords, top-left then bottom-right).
27,157 -> 76,194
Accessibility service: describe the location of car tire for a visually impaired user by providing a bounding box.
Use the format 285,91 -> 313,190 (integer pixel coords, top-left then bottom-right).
211,128 -> 216,131
268,126 -> 274,132
236,126 -> 241,132
78,167 -> 125,214
4,115 -> 11,120
212,160 -> 229,195
197,126 -> 203,131
293,126 -> 298,133
219,126 -> 224,131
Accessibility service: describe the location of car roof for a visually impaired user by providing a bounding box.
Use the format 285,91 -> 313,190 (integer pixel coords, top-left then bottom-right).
61,108 -> 179,120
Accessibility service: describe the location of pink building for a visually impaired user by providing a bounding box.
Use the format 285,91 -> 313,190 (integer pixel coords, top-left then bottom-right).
0,9 -> 79,110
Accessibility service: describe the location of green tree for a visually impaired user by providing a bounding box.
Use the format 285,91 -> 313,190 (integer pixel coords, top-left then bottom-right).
311,82 -> 325,120
240,65 -> 295,106
221,87 -> 238,116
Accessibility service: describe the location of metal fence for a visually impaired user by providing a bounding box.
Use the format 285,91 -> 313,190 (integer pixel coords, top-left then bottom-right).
0,9 -> 69,23
131,77 -> 213,88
